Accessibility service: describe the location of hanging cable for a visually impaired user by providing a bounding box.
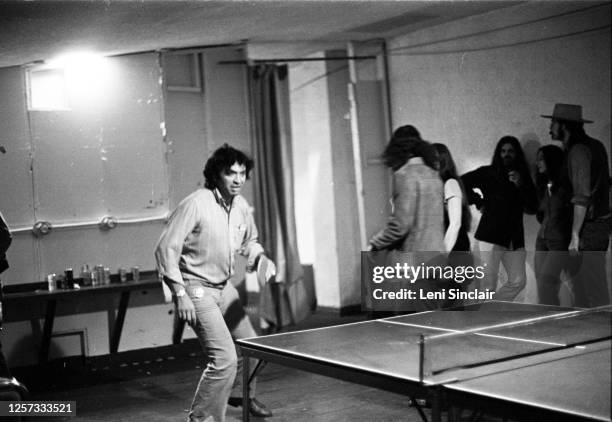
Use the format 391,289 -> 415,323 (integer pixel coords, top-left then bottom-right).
389,3 -> 608,53
388,25 -> 610,57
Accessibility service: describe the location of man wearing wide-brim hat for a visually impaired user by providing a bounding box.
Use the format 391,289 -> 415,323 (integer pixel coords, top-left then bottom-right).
541,103 -> 611,307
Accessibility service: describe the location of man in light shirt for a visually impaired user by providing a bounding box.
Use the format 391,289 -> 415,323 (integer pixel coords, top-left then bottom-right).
155,144 -> 272,421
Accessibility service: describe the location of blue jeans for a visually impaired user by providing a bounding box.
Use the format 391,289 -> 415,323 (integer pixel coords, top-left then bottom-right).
185,280 -> 257,422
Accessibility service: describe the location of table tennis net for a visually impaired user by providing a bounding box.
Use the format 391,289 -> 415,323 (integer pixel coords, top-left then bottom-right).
418,305 -> 611,383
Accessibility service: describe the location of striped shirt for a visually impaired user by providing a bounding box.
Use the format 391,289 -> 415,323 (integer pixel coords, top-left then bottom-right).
154,188 -> 263,292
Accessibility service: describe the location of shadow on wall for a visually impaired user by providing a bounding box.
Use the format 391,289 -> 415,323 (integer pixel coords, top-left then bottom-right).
521,132 -> 542,173
597,123 -> 611,153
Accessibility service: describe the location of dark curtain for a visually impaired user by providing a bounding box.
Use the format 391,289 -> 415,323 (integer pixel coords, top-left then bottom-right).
249,64 -> 316,329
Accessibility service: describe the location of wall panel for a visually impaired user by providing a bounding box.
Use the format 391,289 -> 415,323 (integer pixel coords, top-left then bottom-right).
1,47 -> 251,366
0,67 -> 34,227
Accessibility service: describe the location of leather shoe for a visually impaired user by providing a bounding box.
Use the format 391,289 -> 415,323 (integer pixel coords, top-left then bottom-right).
409,397 -> 431,408
228,397 -> 273,418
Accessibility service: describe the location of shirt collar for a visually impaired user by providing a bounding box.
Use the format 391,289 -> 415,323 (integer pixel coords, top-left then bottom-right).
212,188 -> 233,212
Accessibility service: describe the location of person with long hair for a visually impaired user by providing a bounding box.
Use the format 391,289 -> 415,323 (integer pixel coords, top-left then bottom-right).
432,143 -> 471,253
461,136 -> 537,301
368,125 -> 445,312
534,144 -> 572,305
432,143 -> 473,304
369,125 -> 443,252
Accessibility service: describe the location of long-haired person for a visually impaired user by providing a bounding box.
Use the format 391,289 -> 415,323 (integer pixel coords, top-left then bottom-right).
534,144 -> 572,305
461,136 -> 537,301
432,143 -> 473,303
432,143 -> 471,253
368,125 -> 445,312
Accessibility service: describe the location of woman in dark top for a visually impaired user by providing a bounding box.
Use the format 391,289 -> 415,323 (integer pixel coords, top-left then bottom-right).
534,144 -> 572,305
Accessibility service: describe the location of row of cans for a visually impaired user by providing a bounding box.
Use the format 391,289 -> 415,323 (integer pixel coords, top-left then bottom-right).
85,265 -> 112,287
47,265 -> 139,291
118,266 -> 140,283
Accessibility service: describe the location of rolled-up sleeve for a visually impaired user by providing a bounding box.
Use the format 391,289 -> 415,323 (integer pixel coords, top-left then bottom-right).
154,199 -> 199,287
568,144 -> 591,207
370,170 -> 416,249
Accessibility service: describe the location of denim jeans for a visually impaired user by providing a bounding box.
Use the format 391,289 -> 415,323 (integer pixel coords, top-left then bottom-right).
570,220 -> 611,307
479,242 -> 526,301
535,237 -> 569,306
185,280 -> 257,422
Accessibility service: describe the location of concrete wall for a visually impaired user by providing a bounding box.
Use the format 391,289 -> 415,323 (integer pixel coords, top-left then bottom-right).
1,53 -> 166,288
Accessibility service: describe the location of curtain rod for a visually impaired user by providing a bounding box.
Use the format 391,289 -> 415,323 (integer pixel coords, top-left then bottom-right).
159,42 -> 243,54
218,55 -> 377,65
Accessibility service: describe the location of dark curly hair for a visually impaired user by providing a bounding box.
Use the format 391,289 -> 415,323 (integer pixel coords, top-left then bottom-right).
382,125 -> 438,171
203,144 -> 254,190
491,135 -> 531,179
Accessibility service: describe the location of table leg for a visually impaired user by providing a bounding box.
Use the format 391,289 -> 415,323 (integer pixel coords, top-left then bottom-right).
430,387 -> 442,422
242,350 -> 250,422
410,397 -> 428,422
39,299 -> 57,364
110,291 -> 130,353
447,405 -> 462,422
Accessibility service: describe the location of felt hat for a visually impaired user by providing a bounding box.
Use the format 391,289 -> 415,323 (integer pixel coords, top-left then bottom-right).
541,103 -> 593,123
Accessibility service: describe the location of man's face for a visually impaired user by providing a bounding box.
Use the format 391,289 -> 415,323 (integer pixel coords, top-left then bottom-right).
218,162 -> 247,199
549,119 -> 569,149
500,143 -> 517,167
549,119 -> 563,141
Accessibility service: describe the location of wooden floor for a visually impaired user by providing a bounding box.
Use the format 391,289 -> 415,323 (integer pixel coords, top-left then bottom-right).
14,310 -> 453,422
34,363 -> 424,422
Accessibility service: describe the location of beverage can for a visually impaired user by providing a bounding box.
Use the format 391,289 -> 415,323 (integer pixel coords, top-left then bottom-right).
65,268 -> 74,289
119,267 -> 127,283
81,264 -> 92,287
47,274 -> 56,292
131,266 -> 140,282
56,274 -> 65,290
95,265 -> 104,285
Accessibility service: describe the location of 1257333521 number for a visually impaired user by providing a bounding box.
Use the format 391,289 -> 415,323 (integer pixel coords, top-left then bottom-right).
0,401 -> 76,416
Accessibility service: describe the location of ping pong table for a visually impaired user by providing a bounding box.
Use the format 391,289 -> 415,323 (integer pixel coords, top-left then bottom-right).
237,301 -> 611,422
